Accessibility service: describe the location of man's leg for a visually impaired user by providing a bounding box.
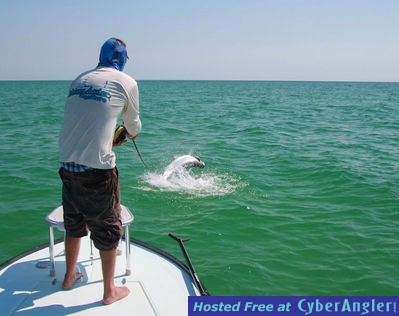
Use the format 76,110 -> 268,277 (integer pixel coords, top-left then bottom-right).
63,236 -> 83,290
100,248 -> 130,305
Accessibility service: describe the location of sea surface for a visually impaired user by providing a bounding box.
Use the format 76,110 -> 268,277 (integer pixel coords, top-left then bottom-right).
0,80 -> 398,295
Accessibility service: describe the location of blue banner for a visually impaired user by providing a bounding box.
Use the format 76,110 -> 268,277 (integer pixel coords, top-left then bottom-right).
189,296 -> 399,316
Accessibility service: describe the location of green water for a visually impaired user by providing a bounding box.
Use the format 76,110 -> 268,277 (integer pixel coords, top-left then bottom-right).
0,80 -> 398,295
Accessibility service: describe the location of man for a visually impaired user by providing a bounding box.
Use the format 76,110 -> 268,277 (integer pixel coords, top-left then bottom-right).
59,38 -> 141,305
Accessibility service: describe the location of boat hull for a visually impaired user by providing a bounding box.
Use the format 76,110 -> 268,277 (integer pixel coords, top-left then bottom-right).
0,236 -> 200,316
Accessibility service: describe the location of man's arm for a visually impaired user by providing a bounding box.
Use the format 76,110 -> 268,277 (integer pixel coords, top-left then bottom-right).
123,82 -> 142,139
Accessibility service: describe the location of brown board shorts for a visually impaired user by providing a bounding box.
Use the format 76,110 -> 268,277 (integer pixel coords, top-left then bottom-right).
59,167 -> 123,251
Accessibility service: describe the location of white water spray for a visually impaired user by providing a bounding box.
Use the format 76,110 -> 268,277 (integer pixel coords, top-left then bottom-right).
139,155 -> 245,196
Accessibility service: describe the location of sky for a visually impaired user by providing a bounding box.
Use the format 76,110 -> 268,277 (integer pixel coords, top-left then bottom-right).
1,0 -> 398,81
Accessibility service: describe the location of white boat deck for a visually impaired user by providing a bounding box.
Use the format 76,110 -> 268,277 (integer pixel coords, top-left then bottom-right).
0,235 -> 200,316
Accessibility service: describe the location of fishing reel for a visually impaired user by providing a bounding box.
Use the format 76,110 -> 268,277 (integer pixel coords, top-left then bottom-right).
113,125 -> 127,144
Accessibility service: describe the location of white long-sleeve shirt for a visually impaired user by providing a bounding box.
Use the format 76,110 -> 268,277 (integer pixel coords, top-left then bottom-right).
59,67 -> 142,169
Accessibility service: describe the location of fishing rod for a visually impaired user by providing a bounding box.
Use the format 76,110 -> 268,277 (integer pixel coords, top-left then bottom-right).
169,233 -> 209,296
132,139 -> 147,167
114,125 -> 147,167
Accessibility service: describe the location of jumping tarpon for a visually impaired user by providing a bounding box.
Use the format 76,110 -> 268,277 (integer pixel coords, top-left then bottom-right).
163,154 -> 205,179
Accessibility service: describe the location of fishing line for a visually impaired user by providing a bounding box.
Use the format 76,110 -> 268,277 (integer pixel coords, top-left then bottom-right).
114,125 -> 147,167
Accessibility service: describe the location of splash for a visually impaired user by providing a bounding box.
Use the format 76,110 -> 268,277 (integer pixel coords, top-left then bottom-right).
140,168 -> 245,197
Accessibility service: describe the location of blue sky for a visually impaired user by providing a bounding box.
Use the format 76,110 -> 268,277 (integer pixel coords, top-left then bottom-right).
1,0 -> 398,81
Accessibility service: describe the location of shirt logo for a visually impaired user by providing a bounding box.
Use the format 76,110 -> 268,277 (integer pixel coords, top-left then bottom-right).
69,82 -> 111,103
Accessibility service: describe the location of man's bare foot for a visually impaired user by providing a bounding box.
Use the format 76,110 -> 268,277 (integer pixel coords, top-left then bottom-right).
62,271 -> 84,290
103,286 -> 130,305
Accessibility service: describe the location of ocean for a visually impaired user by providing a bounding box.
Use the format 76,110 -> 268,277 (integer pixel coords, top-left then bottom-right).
0,80 -> 398,295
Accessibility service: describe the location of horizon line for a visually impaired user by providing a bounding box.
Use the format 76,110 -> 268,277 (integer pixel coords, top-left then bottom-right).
0,78 -> 398,84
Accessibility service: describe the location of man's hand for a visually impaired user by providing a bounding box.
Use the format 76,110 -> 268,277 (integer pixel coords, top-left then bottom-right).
113,139 -> 127,147
127,133 -> 138,141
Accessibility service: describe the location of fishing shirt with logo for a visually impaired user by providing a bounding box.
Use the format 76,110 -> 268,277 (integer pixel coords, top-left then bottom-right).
59,67 -> 142,169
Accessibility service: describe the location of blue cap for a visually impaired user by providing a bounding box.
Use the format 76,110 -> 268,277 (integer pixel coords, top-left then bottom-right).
97,38 -> 128,71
